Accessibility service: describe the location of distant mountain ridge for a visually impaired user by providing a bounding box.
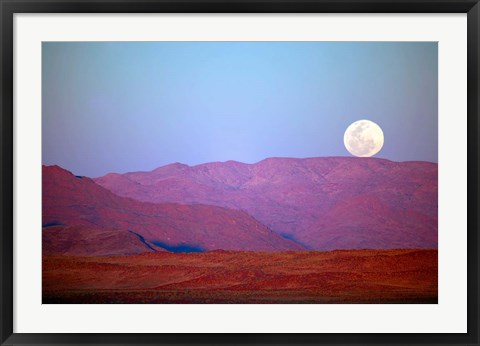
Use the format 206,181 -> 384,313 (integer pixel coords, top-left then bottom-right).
94,157 -> 438,250
43,165 -> 304,254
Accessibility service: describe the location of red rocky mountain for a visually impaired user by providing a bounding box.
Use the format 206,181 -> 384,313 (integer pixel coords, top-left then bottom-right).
43,225 -> 167,256
94,157 -> 437,250
43,165 -> 304,252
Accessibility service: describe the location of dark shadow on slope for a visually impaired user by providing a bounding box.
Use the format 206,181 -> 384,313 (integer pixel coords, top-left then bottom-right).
128,230 -> 158,252
42,222 -> 64,228
151,241 -> 204,253
279,233 -> 312,250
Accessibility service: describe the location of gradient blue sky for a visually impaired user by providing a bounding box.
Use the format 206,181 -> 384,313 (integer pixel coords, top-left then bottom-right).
42,42 -> 438,177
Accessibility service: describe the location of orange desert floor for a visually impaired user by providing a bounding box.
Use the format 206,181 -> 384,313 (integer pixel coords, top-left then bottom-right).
43,249 -> 437,304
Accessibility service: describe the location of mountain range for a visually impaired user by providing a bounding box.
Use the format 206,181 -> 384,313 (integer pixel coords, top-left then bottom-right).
94,157 -> 437,250
43,157 -> 437,255
42,165 -> 303,255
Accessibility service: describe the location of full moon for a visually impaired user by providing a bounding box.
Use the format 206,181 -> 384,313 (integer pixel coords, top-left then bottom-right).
344,120 -> 384,157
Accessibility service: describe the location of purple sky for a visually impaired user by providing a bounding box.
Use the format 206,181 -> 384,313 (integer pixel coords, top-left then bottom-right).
42,42 -> 438,177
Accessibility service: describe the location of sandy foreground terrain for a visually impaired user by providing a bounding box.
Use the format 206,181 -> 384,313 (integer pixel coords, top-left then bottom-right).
43,249 -> 437,304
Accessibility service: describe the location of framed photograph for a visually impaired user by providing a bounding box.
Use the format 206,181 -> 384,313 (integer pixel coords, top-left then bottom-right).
1,0 -> 479,345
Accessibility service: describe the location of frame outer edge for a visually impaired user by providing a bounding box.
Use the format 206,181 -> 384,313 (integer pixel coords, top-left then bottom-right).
1,0 -> 480,345
0,1 -> 14,345
467,1 -> 480,345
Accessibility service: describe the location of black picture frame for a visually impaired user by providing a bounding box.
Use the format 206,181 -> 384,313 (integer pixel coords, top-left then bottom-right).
1,0 -> 479,345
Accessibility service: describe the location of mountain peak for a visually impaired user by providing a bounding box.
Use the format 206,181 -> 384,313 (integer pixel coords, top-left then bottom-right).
43,164 -> 73,176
